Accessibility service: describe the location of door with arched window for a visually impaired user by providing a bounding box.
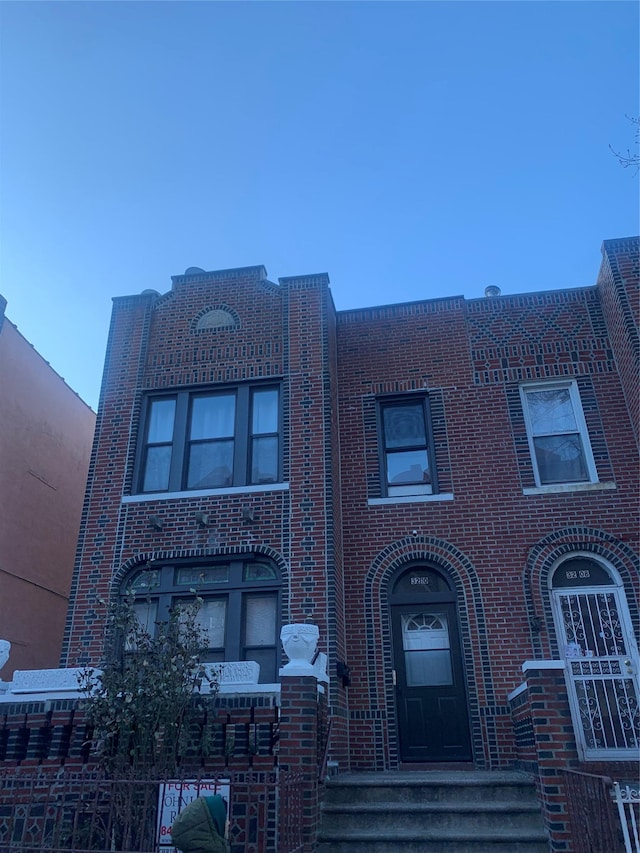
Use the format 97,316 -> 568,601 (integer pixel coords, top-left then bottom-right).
390,566 -> 471,762
551,556 -> 640,760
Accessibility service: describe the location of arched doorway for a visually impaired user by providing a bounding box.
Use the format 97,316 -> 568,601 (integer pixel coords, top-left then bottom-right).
389,564 -> 471,762
550,555 -> 639,760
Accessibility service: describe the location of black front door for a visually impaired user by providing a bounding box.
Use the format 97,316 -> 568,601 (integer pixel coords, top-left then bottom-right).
391,599 -> 471,761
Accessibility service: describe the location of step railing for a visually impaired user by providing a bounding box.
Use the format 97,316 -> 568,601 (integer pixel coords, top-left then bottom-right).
560,768 -> 640,853
613,781 -> 640,853
561,768 -> 620,852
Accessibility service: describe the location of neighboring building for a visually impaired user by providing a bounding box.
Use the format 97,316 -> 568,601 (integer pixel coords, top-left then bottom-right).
0,238 -> 638,851
0,296 -> 96,678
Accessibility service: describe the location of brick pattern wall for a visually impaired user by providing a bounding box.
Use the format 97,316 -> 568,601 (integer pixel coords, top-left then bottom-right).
61,267 -> 346,712
511,668 -> 639,852
596,237 -> 640,444
0,676 -> 326,853
337,283 -> 638,770
468,288 -> 616,384
0,696 -> 280,772
60,247 -> 638,780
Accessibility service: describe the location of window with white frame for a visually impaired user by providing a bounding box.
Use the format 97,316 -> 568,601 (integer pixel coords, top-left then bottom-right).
138,384 -> 280,493
123,559 -> 282,683
520,382 -> 597,486
378,396 -> 437,496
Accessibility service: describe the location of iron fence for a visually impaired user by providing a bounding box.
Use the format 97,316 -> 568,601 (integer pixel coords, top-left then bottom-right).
561,768 -> 626,853
0,767 -> 304,853
613,782 -> 640,853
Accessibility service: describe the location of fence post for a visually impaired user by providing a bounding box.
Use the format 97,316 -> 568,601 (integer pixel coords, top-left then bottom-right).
278,673 -> 321,852
523,661 -> 577,851
277,624 -> 328,852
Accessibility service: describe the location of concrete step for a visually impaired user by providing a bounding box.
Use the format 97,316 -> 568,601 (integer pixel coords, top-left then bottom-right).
316,830 -> 549,853
317,770 -> 549,853
323,799 -> 545,833
322,771 -> 541,805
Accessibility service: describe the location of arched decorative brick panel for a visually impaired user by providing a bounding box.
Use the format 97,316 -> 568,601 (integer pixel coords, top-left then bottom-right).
363,536 -> 491,768
524,527 -> 640,659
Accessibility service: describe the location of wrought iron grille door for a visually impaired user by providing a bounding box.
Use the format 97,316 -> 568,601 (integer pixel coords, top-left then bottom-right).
553,587 -> 640,761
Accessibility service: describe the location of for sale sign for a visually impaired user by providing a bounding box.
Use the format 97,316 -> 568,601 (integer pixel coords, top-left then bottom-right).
157,779 -> 231,851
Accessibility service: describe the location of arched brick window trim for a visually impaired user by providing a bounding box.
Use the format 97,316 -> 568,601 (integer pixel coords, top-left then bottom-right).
190,304 -> 241,333
524,527 -> 640,659
111,545 -> 290,683
365,536 -> 488,768
113,544 -> 290,616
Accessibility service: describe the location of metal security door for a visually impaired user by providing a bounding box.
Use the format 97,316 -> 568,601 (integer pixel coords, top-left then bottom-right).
553,586 -> 640,760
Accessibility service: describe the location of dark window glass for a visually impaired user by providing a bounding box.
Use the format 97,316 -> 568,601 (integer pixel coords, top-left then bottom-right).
126,568 -> 161,593
138,385 -> 280,493
243,593 -> 278,683
380,399 -> 434,496
383,404 -> 427,448
250,388 -> 279,484
393,568 -> 451,595
243,563 -> 278,582
551,558 -> 613,588
175,566 -> 230,586
187,441 -> 234,488
142,398 -> 176,492
523,385 -> 594,486
148,399 -> 176,442
122,560 -> 281,683
533,435 -> 588,484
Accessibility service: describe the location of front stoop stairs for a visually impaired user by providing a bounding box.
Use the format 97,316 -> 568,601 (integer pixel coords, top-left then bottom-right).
317,770 -> 549,852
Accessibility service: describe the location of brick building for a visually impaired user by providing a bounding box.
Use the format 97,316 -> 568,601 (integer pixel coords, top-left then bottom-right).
1,237 -> 638,851
0,296 -> 95,678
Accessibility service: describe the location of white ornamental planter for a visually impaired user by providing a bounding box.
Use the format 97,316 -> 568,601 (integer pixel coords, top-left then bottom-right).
280,623 -> 319,675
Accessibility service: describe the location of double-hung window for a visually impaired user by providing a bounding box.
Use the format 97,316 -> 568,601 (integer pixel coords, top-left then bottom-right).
139,384 -> 280,493
123,559 -> 281,683
520,382 -> 597,486
379,397 -> 436,496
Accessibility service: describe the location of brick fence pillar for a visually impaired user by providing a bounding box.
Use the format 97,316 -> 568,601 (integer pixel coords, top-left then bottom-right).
278,673 -> 324,852
523,660 -> 578,852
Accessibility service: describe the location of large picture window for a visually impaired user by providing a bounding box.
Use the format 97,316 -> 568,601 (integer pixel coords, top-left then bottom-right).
379,397 -> 437,496
122,558 -> 282,683
139,384 -> 280,493
520,382 -> 597,486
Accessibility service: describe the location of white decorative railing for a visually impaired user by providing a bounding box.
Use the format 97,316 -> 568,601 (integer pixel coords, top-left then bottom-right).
613,782 -> 640,853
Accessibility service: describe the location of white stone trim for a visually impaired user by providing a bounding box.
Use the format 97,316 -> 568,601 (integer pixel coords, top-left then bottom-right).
507,682 -> 529,702
368,493 -> 454,506
523,482 -> 616,496
521,659 -> 565,673
122,482 -> 290,503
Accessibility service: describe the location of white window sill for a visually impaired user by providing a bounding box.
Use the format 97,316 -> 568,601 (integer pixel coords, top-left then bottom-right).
368,493 -> 454,506
122,482 -> 290,503
522,481 -> 616,496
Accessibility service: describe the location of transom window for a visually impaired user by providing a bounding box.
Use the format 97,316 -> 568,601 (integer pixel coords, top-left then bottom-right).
551,557 -> 614,589
379,397 -> 437,496
139,384 -> 280,493
520,382 -> 597,486
123,558 -> 281,683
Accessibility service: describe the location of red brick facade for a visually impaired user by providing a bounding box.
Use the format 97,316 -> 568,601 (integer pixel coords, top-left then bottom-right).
0,238 -> 637,851
57,240 -> 639,780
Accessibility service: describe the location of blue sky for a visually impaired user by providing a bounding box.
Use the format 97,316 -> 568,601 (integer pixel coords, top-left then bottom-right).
1,1 -> 638,410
